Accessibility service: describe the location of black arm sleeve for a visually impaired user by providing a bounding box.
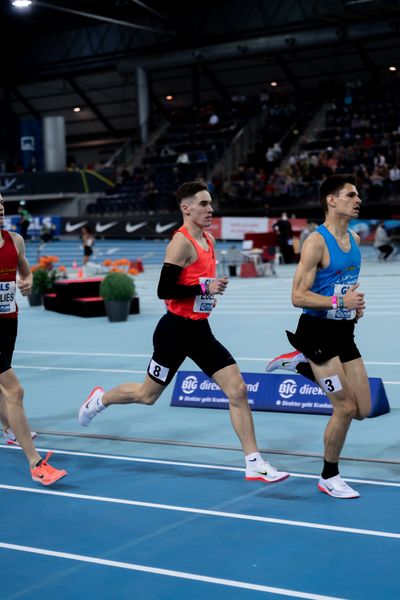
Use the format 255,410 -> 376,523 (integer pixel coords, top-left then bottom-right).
157,263 -> 203,299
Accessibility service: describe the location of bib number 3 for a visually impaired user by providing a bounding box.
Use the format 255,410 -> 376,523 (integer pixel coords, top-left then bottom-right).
319,375 -> 343,394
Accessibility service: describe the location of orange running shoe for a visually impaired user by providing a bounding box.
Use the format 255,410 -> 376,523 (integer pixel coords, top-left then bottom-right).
31,451 -> 68,486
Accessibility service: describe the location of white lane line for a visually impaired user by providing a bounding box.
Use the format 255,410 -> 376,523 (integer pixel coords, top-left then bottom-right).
2,445 -> 400,488
15,351 -> 152,358
11,364 -> 400,385
0,485 -> 399,540
0,542 -> 344,600
13,365 -> 147,374
14,351 -> 400,367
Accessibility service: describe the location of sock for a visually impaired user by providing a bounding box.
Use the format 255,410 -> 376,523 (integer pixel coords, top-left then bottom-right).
245,452 -> 263,469
321,459 -> 339,480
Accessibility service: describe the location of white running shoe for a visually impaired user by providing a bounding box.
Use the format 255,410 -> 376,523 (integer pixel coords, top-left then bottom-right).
79,386 -> 106,427
265,350 -> 307,373
245,461 -> 289,483
318,474 -> 360,499
3,429 -> 38,446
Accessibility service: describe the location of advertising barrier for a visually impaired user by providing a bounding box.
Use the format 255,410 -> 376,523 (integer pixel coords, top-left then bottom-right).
171,371 -> 390,418
3,215 -> 61,237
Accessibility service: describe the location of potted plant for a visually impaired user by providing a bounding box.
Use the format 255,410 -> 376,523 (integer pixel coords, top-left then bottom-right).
29,268 -> 51,306
100,271 -> 136,322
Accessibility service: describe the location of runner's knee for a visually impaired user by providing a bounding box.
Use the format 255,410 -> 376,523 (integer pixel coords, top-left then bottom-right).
140,393 -> 159,406
227,381 -> 248,407
332,396 -> 357,420
136,385 -> 161,406
3,383 -> 24,406
354,405 -> 369,420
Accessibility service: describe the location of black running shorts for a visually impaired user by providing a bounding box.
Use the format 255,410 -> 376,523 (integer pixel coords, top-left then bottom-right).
147,311 -> 236,385
287,313 -> 361,365
0,318 -> 18,374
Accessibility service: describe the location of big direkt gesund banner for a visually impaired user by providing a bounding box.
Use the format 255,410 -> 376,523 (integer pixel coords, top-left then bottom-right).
171,372 -> 390,418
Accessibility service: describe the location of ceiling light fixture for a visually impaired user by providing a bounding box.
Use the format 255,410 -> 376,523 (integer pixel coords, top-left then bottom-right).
270,81 -> 278,87
12,0 -> 32,7
389,66 -> 397,72
11,0 -> 173,34
73,106 -> 81,112
165,95 -> 174,101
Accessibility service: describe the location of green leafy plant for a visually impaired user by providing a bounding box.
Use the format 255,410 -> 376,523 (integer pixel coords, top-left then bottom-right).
100,272 -> 135,301
31,268 -> 51,294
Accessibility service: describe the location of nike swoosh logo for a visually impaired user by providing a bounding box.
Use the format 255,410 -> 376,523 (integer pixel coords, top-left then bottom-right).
126,221 -> 148,233
155,222 -> 177,234
35,474 -> 44,479
96,222 -> 118,233
65,220 -> 88,232
248,458 -> 257,462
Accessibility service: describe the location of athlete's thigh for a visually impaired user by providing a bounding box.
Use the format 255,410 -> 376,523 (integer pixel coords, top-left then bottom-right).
342,358 -> 371,416
212,363 -> 244,397
149,313 -> 187,385
309,356 -> 354,409
188,321 -> 236,379
0,368 -> 21,397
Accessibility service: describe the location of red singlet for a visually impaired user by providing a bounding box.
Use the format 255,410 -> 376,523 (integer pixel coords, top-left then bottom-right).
165,226 -> 216,320
0,230 -> 18,319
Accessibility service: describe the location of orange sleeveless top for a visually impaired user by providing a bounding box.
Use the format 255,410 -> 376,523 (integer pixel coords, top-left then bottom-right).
0,230 -> 18,319
165,226 -> 216,320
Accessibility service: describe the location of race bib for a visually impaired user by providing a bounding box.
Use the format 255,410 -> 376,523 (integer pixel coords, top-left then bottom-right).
193,277 -> 215,313
326,283 -> 356,320
0,281 -> 16,314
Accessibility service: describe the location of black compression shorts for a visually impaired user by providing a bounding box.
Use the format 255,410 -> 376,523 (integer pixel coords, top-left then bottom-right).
287,313 -> 361,365
0,318 -> 18,374
147,311 -> 236,385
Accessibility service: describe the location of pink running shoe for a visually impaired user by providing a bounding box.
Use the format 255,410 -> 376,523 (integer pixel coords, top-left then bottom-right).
4,429 -> 38,446
265,350 -> 307,373
79,386 -> 106,427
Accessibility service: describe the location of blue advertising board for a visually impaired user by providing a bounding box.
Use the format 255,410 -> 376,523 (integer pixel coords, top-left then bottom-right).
2,215 -> 61,237
171,372 -> 390,418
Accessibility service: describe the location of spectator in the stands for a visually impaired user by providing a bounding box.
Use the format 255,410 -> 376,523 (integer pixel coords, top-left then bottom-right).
144,181 -> 160,212
17,202 -> 31,240
389,164 -> 400,194
40,221 -> 55,245
374,220 -> 395,261
160,145 -> 176,159
208,112 -> 220,126
273,212 -> 295,264
298,220 -> 317,252
176,152 -> 190,164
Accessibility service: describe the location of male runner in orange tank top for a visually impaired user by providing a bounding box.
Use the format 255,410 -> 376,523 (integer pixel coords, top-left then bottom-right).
0,194 -> 67,485
79,182 -> 288,483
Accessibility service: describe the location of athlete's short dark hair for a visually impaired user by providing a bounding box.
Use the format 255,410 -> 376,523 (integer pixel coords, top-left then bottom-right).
176,181 -> 209,206
319,174 -> 356,212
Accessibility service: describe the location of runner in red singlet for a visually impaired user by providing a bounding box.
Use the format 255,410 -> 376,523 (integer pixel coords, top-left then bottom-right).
0,194 -> 67,485
79,181 -> 289,484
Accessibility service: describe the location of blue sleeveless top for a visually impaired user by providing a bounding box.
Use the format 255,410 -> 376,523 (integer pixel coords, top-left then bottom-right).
304,224 -> 361,320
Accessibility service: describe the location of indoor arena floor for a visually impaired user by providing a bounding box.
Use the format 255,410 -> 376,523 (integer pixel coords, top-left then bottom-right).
1,242 -> 399,599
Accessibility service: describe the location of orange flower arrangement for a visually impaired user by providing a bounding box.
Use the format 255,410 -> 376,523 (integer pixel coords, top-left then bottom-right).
31,255 -> 66,285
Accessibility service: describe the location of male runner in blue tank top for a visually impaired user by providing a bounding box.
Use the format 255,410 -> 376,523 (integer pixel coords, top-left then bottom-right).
266,174 -> 369,498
